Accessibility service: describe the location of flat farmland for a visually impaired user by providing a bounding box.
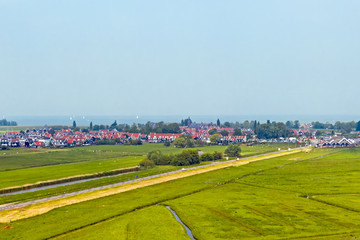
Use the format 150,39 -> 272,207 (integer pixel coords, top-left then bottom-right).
0,143 -> 293,190
0,156 -> 143,190
1,148 -> 359,239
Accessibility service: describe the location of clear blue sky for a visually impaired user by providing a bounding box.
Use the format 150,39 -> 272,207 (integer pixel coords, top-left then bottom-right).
1,0 -> 359,117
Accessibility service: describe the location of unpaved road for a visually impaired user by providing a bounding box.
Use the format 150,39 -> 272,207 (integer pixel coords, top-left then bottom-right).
0,148 -> 304,222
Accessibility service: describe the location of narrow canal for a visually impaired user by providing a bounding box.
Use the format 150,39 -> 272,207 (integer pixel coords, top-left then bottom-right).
166,206 -> 195,240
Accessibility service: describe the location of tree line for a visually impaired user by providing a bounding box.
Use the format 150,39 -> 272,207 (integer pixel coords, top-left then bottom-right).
0,119 -> 17,126
140,144 -> 241,167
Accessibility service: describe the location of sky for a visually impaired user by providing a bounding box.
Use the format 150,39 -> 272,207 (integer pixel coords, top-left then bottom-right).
1,0 -> 359,117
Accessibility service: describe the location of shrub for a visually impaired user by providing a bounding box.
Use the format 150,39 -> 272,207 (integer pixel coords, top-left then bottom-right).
139,159 -> 155,168
173,135 -> 194,148
164,141 -> 171,147
200,153 -> 214,162
225,144 -> 241,157
213,151 -> 223,160
130,139 -> 142,145
173,138 -> 187,148
171,149 -> 200,166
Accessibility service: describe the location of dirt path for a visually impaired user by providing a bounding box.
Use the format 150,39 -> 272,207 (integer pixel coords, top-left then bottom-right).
0,148 -> 305,223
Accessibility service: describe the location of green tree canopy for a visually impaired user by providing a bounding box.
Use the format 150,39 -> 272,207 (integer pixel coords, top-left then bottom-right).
233,128 -> 243,136
210,134 -> 220,144
208,128 -> 218,135
225,144 -> 241,157
356,121 -> 360,131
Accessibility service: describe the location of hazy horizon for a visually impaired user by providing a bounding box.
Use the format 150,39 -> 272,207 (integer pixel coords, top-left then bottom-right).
1,0 -> 359,116
2,114 -> 360,126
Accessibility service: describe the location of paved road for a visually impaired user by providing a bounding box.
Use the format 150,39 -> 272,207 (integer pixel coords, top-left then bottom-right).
0,149 -> 300,212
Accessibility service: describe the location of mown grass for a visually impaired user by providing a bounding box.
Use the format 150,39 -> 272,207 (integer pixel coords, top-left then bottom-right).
0,165 -> 180,205
1,147 -> 357,240
0,156 -> 144,190
166,183 -> 360,239
55,205 -> 189,240
0,143 -> 295,172
0,148 -> 141,171
0,143 -> 292,191
0,151 -> 298,240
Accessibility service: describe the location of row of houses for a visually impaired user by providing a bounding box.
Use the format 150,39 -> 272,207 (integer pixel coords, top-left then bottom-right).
0,127 -> 251,148
317,137 -> 358,148
1,127 -> 358,149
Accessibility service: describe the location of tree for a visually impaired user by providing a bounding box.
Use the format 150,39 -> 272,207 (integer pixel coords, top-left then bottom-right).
171,149 -> 200,166
208,128 -> 218,135
294,120 -> 300,129
173,134 -> 194,148
217,119 -> 221,127
111,120 -> 117,128
356,121 -> 360,131
72,121 -> 77,129
129,124 -> 138,133
213,151 -> 223,160
223,121 -> 231,127
139,159 -> 155,168
200,153 -> 214,162
210,134 -> 220,144
225,144 -> 241,157
173,137 -> 187,148
147,150 -> 172,165
90,121 -> 93,130
219,130 -> 229,136
286,121 -> 293,128
233,128 -> 242,136
181,117 -> 192,126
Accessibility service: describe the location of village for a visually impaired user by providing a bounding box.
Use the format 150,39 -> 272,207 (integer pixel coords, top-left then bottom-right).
1,123 -> 359,149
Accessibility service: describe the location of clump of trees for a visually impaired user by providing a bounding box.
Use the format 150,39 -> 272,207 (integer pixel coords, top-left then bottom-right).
139,158 -> 155,168
146,149 -> 223,166
95,138 -> 142,145
208,128 -> 218,135
95,138 -> 120,145
311,121 -> 358,134
0,119 -> 17,126
173,134 -> 194,148
224,144 -> 241,157
210,134 -> 220,144
256,122 -> 292,139
125,139 -> 142,145
199,152 -> 222,162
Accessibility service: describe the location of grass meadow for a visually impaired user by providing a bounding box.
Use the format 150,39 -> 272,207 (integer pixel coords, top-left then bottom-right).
1,148 -> 359,239
0,143 -> 293,190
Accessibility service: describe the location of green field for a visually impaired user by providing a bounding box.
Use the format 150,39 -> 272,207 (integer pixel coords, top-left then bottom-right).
1,148 -> 359,239
0,143 -> 293,190
0,156 -> 143,189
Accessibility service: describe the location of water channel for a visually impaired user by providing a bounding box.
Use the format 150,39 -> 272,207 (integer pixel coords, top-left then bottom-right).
166,206 -> 195,240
